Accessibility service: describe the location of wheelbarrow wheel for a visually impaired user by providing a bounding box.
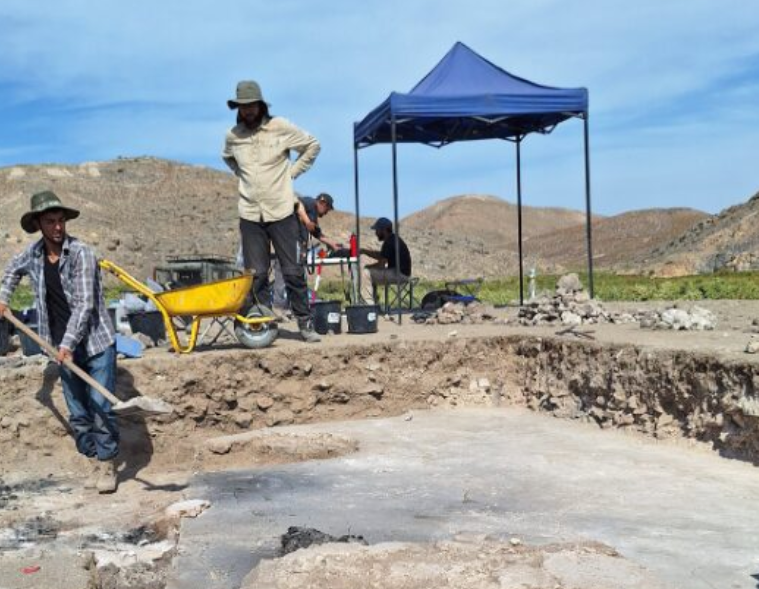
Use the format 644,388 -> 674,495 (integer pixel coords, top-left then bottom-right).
235,303 -> 278,349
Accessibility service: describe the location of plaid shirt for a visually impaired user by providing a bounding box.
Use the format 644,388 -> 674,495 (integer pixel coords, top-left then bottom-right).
0,235 -> 115,357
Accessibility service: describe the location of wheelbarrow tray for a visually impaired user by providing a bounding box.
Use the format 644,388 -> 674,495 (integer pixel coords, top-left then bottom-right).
154,273 -> 253,316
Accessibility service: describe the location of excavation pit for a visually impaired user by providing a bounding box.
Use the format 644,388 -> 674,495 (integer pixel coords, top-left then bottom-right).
0,306 -> 758,588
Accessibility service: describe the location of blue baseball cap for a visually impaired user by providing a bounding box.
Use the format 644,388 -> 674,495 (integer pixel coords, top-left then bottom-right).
371,217 -> 393,231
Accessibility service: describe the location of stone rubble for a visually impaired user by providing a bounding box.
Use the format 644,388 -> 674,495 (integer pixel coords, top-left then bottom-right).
417,301 -> 502,325
516,273 -> 718,331
517,273 -> 614,326
637,305 -> 717,331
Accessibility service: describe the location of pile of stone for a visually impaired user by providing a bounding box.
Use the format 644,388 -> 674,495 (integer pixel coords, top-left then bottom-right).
517,273 -> 612,326
637,305 -> 717,331
418,301 -> 501,325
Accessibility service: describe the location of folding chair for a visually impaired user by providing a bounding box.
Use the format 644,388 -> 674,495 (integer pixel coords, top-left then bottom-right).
373,276 -> 419,314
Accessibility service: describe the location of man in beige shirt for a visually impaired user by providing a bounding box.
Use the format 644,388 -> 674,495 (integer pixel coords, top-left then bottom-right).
223,80 -> 322,342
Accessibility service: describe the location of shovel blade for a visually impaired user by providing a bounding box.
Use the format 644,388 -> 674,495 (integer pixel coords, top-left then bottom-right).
112,397 -> 174,417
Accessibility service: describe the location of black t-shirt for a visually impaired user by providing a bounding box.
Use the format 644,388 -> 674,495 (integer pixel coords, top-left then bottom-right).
44,255 -> 71,346
380,233 -> 412,276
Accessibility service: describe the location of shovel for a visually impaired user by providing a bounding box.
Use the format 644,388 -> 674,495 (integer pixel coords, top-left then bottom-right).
3,309 -> 173,417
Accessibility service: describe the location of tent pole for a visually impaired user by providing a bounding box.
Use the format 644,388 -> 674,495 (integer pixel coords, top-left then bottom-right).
583,114 -> 595,298
391,117 -> 402,324
353,132 -> 362,304
516,137 -> 524,306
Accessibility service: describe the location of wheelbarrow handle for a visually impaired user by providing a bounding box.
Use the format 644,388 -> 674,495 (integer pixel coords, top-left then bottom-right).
2,309 -> 121,407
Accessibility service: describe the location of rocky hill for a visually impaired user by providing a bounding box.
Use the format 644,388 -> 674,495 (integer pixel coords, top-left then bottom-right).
403,194 -> 590,244
0,158 -> 240,285
524,208 -> 709,273
637,190 -> 759,276
0,160 -> 578,282
0,157 -> 735,284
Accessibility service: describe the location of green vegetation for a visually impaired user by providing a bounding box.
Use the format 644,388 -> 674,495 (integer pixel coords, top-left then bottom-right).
316,271 -> 759,306
7,271 -> 759,310
7,285 -> 128,310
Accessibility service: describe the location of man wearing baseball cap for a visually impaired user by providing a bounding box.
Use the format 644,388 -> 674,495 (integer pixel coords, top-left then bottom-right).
360,217 -> 412,304
272,192 -> 340,312
0,190 -> 119,493
223,80 -> 322,342
296,192 -> 339,252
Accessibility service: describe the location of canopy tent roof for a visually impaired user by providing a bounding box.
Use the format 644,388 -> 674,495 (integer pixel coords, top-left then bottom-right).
354,42 -> 588,147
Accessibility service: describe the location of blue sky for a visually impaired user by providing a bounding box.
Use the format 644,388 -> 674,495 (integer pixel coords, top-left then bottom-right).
1,1 -> 758,219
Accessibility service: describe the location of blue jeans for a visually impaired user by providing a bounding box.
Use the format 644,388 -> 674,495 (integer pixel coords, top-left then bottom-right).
59,345 -> 119,461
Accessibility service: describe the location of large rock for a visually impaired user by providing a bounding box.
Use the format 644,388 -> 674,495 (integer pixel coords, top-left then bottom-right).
656,306 -> 716,331
556,273 -> 584,294
241,538 -> 672,589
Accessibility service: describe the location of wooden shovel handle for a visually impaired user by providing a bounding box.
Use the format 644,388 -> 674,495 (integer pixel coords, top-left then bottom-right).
2,309 -> 121,407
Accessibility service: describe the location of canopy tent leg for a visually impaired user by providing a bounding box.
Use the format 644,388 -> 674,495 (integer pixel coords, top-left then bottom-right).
516,137 -> 524,306
583,114 -> 595,298
353,132 -> 362,299
391,117 -> 402,324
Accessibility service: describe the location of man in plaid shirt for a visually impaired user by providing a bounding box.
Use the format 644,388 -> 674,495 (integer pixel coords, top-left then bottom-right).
0,191 -> 119,493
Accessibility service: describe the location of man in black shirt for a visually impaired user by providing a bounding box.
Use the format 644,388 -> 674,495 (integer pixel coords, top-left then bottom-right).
359,217 -> 412,304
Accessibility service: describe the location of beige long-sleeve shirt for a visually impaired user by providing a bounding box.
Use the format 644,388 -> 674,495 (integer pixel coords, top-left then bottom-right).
222,116 -> 320,222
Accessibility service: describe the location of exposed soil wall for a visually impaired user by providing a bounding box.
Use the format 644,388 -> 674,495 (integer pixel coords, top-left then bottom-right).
1,335 -> 758,471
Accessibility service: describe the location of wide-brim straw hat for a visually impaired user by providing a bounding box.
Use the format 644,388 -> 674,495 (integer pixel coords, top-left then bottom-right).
20,190 -> 80,234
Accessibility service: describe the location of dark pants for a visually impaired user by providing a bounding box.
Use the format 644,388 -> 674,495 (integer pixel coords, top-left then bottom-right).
240,215 -> 311,322
60,344 -> 119,461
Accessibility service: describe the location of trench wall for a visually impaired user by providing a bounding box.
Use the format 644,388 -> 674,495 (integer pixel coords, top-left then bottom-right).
1,336 -> 758,465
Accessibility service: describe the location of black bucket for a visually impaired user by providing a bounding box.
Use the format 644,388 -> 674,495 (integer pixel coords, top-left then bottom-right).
128,311 -> 166,344
346,305 -> 379,334
312,300 -> 342,335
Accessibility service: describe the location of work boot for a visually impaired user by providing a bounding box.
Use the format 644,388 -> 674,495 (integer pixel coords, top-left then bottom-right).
96,459 -> 118,494
298,318 -> 321,343
84,460 -> 100,490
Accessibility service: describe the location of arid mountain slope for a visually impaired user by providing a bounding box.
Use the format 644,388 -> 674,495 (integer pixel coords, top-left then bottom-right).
638,190 -> 759,276
0,158 -> 240,284
0,161 -> 575,282
524,208 -> 709,272
403,194 -> 590,246
0,158 -> 734,282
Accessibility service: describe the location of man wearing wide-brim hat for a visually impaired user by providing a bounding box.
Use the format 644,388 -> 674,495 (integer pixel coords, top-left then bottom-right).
0,190 -> 120,493
222,80 -> 322,343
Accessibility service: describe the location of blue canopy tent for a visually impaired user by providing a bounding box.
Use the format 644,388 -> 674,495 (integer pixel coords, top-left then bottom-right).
353,42 -> 593,319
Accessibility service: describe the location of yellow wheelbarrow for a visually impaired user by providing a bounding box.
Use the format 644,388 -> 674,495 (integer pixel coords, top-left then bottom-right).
100,260 -> 278,353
